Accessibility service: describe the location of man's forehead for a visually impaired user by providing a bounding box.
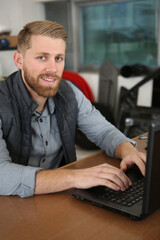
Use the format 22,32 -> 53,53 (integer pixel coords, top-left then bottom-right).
30,34 -> 66,44
27,35 -> 66,53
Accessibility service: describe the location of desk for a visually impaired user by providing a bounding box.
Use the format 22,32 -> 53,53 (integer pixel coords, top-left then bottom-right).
0,137 -> 160,240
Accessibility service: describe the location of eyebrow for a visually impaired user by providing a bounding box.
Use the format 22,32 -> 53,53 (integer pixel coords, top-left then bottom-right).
35,52 -> 65,56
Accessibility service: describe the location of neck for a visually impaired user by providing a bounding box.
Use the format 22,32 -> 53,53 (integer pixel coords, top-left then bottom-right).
26,86 -> 47,112
29,90 -> 47,112
35,97 -> 47,112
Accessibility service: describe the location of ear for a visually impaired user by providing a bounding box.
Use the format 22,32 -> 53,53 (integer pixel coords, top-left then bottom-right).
13,51 -> 24,70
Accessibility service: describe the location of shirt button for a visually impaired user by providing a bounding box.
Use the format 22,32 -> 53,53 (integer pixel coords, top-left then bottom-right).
46,141 -> 48,146
42,159 -> 46,163
40,118 -> 43,122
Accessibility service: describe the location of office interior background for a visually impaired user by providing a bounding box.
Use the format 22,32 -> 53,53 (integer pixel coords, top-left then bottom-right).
0,0 -> 160,151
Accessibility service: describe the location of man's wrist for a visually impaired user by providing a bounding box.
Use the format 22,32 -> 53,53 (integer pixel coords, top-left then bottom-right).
115,141 -> 137,159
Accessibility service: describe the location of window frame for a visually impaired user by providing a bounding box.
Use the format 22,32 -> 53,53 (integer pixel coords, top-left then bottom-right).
72,0 -> 160,72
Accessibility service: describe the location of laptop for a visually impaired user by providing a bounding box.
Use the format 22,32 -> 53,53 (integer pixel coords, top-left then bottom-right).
72,120 -> 160,220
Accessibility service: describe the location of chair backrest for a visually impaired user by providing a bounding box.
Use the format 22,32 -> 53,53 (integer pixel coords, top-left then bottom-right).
98,62 -> 118,118
118,67 -> 160,109
121,68 -> 160,100
62,70 -> 94,102
116,67 -> 160,137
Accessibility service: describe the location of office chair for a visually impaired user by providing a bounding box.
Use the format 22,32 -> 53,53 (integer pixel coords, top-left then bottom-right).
116,68 -> 160,138
97,61 -> 119,124
62,70 -> 94,102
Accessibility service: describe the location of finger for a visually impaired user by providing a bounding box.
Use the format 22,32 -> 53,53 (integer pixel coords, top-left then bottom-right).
107,165 -> 132,188
90,163 -> 132,190
98,168 -> 132,191
131,152 -> 146,176
120,152 -> 146,176
105,173 -> 131,191
134,158 -> 146,176
93,177 -> 121,191
96,173 -> 131,192
120,161 -> 128,172
103,179 -> 121,191
139,152 -> 147,163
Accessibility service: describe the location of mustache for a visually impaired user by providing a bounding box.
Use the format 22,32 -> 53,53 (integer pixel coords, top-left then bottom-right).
39,73 -> 61,81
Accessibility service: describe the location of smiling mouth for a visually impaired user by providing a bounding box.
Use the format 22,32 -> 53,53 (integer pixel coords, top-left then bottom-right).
41,77 -> 56,82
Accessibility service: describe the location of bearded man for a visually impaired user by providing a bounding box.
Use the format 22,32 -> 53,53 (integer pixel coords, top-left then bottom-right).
0,21 -> 146,198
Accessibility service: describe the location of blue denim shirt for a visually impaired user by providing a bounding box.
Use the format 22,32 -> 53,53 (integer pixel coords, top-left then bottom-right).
0,81 -> 135,198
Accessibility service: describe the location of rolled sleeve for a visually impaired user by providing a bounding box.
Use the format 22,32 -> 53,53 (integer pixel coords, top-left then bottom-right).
0,118 -> 43,198
14,166 -> 42,198
0,161 -> 42,198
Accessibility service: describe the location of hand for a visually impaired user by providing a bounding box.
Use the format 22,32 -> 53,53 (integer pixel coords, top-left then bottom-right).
115,142 -> 146,176
73,163 -> 132,192
35,163 -> 132,195
120,151 -> 146,176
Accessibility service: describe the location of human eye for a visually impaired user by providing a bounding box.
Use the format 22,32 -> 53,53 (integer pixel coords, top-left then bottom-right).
55,56 -> 64,62
38,56 -> 46,60
36,54 -> 47,61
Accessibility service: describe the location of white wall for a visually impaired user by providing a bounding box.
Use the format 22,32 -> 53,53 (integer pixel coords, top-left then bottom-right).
0,0 -> 20,35
79,72 -> 99,101
0,0 -> 45,35
0,0 -> 45,76
0,50 -> 17,76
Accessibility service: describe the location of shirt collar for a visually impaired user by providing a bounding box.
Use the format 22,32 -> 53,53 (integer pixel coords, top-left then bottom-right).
47,98 -> 55,114
32,98 -> 55,117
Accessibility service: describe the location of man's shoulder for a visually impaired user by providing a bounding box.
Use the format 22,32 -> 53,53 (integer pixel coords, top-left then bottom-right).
0,71 -> 19,91
54,80 -> 78,111
0,71 -> 20,108
59,79 -> 77,97
60,79 -> 72,89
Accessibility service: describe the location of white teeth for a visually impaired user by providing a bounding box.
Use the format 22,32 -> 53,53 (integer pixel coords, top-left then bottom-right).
42,77 -> 54,82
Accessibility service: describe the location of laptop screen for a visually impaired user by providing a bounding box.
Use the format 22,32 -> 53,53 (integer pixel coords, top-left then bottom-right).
143,121 -> 160,215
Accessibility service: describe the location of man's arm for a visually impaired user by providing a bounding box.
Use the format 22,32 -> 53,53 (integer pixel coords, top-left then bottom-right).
34,142 -> 146,195
67,81 -> 137,158
0,122 -> 145,197
35,162 -> 132,195
67,81 -> 146,175
0,119 -> 42,198
0,119 -> 132,197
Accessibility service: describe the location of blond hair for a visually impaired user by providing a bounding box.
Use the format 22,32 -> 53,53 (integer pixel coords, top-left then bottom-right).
17,20 -> 67,53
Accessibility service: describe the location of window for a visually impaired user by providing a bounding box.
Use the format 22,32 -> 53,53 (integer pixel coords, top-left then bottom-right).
79,0 -> 159,68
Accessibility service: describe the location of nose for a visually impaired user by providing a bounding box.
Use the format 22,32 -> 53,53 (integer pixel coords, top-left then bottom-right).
45,59 -> 57,73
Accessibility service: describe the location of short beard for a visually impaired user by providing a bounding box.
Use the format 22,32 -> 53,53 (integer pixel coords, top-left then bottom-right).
23,66 -> 61,98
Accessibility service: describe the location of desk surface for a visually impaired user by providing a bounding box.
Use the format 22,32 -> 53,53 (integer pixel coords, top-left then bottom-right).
0,136 -> 160,240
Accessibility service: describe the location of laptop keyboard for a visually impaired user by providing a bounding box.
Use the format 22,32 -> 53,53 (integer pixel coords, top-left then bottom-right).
88,167 -> 144,207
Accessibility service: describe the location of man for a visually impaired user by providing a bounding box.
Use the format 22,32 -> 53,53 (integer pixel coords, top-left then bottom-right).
0,21 -> 146,198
